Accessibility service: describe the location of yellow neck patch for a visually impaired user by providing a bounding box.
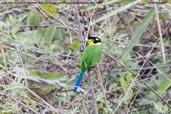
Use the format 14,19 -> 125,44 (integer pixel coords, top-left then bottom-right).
87,40 -> 101,45
87,40 -> 94,45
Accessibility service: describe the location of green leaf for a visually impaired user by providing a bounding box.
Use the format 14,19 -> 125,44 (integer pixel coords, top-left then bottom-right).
139,98 -> 152,106
142,0 -> 148,4
0,51 -> 15,66
121,7 -> 155,60
16,29 -> 43,45
120,75 -> 128,93
126,72 -> 133,83
42,85 -> 56,92
41,4 -> 57,16
29,70 -> 43,77
44,24 -> 56,45
29,70 -> 63,80
45,72 -> 63,80
54,27 -> 65,41
69,38 -> 80,51
156,79 -> 171,95
91,0 -> 141,25
108,83 -> 118,91
26,97 -> 36,108
28,9 -> 41,26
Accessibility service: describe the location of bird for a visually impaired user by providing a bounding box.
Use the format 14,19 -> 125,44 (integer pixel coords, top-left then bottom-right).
73,36 -> 102,92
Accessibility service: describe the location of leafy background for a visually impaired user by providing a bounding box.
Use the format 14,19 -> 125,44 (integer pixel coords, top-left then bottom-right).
0,0 -> 171,114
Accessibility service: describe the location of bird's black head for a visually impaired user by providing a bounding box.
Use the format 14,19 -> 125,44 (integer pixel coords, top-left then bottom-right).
87,36 -> 101,45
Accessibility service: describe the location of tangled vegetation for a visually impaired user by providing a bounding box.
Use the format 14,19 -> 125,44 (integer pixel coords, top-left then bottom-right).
0,0 -> 171,114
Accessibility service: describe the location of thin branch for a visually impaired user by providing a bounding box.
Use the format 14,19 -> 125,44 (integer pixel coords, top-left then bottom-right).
27,88 -> 60,114
154,5 -> 166,64
96,64 -> 109,110
12,97 -> 39,114
87,71 -> 98,114
75,2 -> 84,41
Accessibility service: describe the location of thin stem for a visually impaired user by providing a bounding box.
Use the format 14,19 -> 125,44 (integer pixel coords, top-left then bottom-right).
96,64 -> 109,110
154,4 -> 166,64
87,71 -> 98,114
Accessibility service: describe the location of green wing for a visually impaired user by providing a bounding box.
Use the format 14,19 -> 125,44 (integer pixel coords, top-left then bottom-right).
81,45 -> 102,71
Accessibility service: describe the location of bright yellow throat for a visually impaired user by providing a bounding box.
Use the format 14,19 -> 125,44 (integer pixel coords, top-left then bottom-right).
87,40 -> 101,45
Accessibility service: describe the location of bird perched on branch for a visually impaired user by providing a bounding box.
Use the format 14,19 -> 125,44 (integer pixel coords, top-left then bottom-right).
73,36 -> 103,92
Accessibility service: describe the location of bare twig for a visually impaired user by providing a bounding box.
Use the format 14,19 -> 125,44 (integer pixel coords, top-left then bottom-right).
75,3 -> 84,42
96,64 -> 109,110
154,5 -> 166,64
12,98 -> 39,114
27,88 -> 60,114
86,71 -> 98,114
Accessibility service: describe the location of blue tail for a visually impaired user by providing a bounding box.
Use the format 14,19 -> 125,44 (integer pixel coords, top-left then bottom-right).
73,71 -> 84,92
